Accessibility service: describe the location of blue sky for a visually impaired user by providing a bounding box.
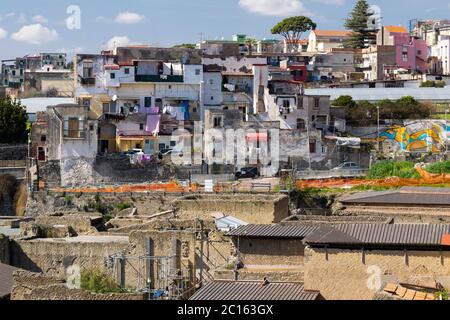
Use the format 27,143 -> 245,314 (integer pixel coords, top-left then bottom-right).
0,0 -> 449,60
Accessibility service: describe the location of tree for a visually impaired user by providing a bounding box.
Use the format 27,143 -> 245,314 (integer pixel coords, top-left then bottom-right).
0,97 -> 28,143
271,16 -> 316,51
344,0 -> 376,48
173,43 -> 196,49
332,95 -> 356,108
245,38 -> 258,55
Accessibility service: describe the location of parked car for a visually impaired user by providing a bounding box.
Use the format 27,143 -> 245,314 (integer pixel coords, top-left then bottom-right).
158,148 -> 184,159
235,167 -> 259,179
332,162 -> 360,171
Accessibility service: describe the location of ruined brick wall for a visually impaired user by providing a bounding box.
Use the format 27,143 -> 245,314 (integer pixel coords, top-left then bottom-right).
11,271 -> 144,300
0,234 -> 10,264
234,238 -> 305,266
174,194 -> 289,224
10,237 -> 130,278
304,247 -> 450,300
26,191 -> 177,217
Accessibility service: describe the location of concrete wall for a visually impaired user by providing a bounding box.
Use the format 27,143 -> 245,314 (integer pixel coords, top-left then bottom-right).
174,194 -> 289,224
235,238 -> 305,266
304,247 -> 450,300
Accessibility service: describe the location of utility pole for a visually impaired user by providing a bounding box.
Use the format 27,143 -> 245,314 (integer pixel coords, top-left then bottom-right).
377,106 -> 380,154
446,109 -> 449,156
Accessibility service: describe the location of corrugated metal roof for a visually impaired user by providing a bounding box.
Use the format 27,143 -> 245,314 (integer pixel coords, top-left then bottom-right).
304,224 -> 450,247
304,87 -> 450,102
0,263 -> 19,298
189,281 -> 320,301
340,187 -> 450,207
226,224 -> 319,239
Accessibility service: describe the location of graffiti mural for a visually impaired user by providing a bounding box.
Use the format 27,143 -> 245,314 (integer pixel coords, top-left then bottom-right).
379,121 -> 450,152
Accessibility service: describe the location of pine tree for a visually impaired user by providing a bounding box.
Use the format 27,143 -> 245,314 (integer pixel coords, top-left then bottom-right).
344,0 -> 376,48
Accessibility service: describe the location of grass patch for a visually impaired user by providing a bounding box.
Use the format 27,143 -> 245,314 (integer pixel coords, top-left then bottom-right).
367,161 -> 421,179
115,202 -> 132,211
80,269 -> 124,294
424,161 -> 450,174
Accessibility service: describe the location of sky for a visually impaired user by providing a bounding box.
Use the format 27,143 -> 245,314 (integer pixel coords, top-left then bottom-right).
0,0 -> 449,60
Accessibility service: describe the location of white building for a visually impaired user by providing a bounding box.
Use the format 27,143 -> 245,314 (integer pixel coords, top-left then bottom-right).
431,35 -> 450,75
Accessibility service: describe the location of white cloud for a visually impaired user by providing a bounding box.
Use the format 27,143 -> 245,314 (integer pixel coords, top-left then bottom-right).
0,28 -> 8,39
105,36 -> 136,49
11,24 -> 58,45
32,15 -> 48,24
114,12 -> 145,24
239,0 -> 312,16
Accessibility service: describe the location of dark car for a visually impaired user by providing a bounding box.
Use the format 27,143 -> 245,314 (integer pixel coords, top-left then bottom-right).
235,167 -> 259,179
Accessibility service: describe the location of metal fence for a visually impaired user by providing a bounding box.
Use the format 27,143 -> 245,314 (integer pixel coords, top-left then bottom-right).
295,169 -> 368,180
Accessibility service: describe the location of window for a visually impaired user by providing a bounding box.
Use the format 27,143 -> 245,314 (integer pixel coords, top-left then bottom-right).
297,119 -> 306,130
110,73 -> 116,79
40,135 -> 46,142
83,62 -> 93,78
81,98 -> 91,107
211,96 -> 214,100
195,69 -> 201,76
309,140 -> 316,154
213,117 -> 222,128
283,100 -> 290,109
314,97 -> 320,109
144,97 -> 152,108
402,53 -> 408,62
124,68 -> 130,75
170,141 -> 176,147
64,117 -> 85,139
102,103 -> 110,114
140,124 -> 144,130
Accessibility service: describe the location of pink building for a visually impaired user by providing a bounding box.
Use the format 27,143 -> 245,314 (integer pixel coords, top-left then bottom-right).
378,26 -> 429,74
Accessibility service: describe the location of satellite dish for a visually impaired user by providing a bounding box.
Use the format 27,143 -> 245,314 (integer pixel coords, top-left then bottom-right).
112,95 -> 118,102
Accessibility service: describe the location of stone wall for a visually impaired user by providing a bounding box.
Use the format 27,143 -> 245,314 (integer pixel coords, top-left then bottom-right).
304,247 -> 450,300
0,234 -> 10,264
11,271 -> 144,300
174,194 -> 290,224
10,236 -> 130,278
234,238 -> 305,266
26,191 -> 177,217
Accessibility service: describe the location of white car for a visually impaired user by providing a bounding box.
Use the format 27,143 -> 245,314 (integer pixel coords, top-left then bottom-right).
332,162 -> 360,171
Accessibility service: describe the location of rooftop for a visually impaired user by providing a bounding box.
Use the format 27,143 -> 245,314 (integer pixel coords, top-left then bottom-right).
305,87 -> 450,102
384,26 -> 409,34
189,281 -> 320,300
340,187 -> 450,207
227,224 -> 319,239
312,30 -> 352,38
304,224 -> 450,248
20,97 -> 75,114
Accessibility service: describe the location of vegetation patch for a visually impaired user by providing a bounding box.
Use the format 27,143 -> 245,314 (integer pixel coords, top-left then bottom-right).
80,269 -> 124,294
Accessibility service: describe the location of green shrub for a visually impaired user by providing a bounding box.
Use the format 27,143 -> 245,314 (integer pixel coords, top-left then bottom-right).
367,161 -> 421,179
80,269 -> 123,294
116,202 -> 132,211
425,161 -> 450,174
420,80 -> 446,88
435,289 -> 449,300
64,195 -> 73,206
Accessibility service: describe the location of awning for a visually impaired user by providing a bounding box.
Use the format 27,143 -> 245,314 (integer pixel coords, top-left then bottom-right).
146,114 -> 161,136
325,136 -> 361,147
246,132 -> 268,142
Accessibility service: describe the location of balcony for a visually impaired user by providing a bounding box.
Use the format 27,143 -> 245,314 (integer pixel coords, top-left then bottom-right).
80,77 -> 95,85
135,74 -> 184,83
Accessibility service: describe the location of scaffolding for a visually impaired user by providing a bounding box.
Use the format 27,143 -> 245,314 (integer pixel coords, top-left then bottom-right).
108,252 -> 192,300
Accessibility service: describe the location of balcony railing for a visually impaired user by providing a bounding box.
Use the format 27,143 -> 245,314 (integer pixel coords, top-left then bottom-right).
80,77 -> 95,85
135,74 -> 184,83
